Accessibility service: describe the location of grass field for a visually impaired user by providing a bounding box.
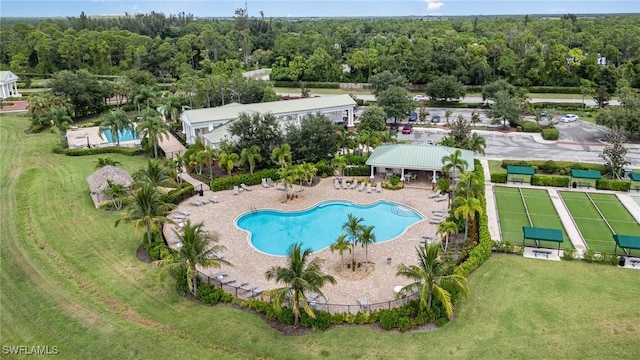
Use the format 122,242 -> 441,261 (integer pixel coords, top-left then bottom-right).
488,160 -> 505,174
560,192 -> 616,253
494,187 -> 571,249
2,113 -> 640,359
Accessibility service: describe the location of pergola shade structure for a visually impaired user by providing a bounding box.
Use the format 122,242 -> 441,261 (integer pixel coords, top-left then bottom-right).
569,169 -> 601,189
180,94 -> 357,146
522,226 -> 563,255
613,234 -> 640,255
365,144 -> 474,182
507,165 -> 535,184
629,173 -> 640,192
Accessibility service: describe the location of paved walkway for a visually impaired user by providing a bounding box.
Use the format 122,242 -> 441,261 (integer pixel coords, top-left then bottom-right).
159,132 -> 210,191
480,159 -> 501,240
617,193 -> 640,223
547,189 -> 587,252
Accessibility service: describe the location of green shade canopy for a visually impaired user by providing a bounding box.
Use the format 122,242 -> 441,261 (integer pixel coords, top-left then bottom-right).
629,173 -> 640,181
523,226 -> 563,243
366,144 -> 474,171
613,234 -> 640,250
507,166 -> 535,175
569,169 -> 601,180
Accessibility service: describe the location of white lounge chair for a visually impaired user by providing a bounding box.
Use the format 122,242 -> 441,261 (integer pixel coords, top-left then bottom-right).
313,297 -> 327,311
240,283 -> 257,292
429,218 -> 445,224
334,179 -> 341,190
350,180 -> 358,189
306,292 -> 320,302
358,297 -> 370,311
261,178 -> 269,188
220,276 -> 237,284
249,286 -> 267,298
428,190 -> 442,199
190,199 -> 204,206
376,183 -> 382,193
342,179 -> 349,189
366,183 -> 372,193
208,196 -> 219,203
211,271 -> 227,280
241,183 -> 252,191
177,207 -> 191,216
267,178 -> 275,187
233,186 -> 239,195
358,183 -> 365,192
436,197 -> 448,202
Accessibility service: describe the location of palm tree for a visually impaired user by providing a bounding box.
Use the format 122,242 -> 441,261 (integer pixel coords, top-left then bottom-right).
278,165 -> 296,202
95,157 -> 121,169
115,184 -> 174,244
104,179 -> 129,210
136,110 -> 170,158
441,150 -> 468,205
99,109 -> 132,147
158,94 -> 185,122
134,159 -> 175,189
456,171 -> 482,199
169,153 -> 185,184
342,213 -> 364,270
336,128 -> 355,154
331,155 -> 347,177
40,107 -> 71,145
218,151 -> 239,176
330,234 -> 351,273
265,243 -> 337,327
271,143 -> 292,170
292,164 -> 307,186
358,225 -> 377,272
437,221 -> 458,252
112,77 -> 132,108
157,221 -> 231,297
375,130 -> 397,145
465,133 -> 486,155
239,145 -> 262,174
133,85 -> 155,114
302,162 -> 317,186
396,243 -> 469,319
453,196 -> 483,244
203,146 -> 220,180
358,130 -> 372,153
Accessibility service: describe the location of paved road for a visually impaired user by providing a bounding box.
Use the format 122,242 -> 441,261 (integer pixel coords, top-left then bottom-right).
353,94 -> 621,107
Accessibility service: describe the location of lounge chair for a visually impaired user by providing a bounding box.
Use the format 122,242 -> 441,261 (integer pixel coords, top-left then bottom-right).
177,207 -> 191,216
208,196 -> 219,204
232,186 -> 239,195
334,179 -> 341,190
429,218 -> 445,224
220,276 -> 237,284
435,197 -> 448,202
313,297 -> 327,311
366,183 -> 372,193
342,179 -> 349,189
350,180 -> 358,189
358,297 -> 370,311
376,183 -> 382,193
211,271 -> 227,280
267,178 -> 274,187
190,199 -> 204,206
261,178 -> 269,188
428,190 -> 441,199
236,279 -> 248,287
168,213 -> 185,220
249,286 -> 267,298
306,292 -> 320,302
358,183 -> 365,192
240,283 -> 257,292
432,209 -> 447,214
241,183 -> 252,192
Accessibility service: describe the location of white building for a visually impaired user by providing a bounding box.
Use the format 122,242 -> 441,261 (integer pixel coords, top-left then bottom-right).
179,94 -> 357,147
0,71 -> 21,99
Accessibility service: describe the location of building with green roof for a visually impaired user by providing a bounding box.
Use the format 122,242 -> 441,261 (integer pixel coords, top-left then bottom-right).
180,94 -> 357,145
629,172 -> 640,192
569,169 -> 601,189
506,165 -> 535,184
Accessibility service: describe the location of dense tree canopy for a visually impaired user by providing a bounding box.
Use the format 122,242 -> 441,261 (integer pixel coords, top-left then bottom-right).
284,113 -> 339,163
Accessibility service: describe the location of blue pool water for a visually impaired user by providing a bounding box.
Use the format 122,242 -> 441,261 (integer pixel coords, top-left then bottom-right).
103,128 -> 139,143
236,201 -> 424,256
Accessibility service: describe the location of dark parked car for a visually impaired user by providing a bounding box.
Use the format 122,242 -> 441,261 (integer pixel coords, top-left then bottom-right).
431,115 -> 441,123
408,112 -> 418,122
401,123 -> 413,134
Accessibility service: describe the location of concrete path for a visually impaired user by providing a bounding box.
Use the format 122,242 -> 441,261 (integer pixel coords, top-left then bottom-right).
616,193 -> 640,224
159,132 -> 210,191
547,189 -> 587,253
480,159 -> 501,241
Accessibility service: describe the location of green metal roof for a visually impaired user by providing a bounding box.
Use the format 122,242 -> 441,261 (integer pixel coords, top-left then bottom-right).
569,169 -> 601,180
629,173 -> 640,181
181,94 -> 356,125
523,226 -> 563,243
507,166 -> 535,175
366,144 -> 474,171
613,234 -> 640,250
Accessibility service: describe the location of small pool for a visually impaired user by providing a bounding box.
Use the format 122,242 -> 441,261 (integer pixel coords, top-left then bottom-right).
102,128 -> 139,143
236,201 -> 423,256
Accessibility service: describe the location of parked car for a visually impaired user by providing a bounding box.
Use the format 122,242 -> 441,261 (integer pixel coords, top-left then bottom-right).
431,115 -> 441,123
560,114 -> 579,122
425,139 -> 434,145
408,112 -> 418,122
401,123 -> 413,134
540,109 -> 548,117
412,94 -> 428,102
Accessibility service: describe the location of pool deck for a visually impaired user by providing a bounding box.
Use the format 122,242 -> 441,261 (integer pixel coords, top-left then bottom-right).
65,126 -> 140,148
164,177 -> 447,309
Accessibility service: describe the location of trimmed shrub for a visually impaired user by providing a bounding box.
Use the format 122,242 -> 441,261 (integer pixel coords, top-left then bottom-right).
314,160 -> 334,177
210,168 -> 280,191
300,310 -> 332,331
561,248 -> 576,260
96,195 -> 135,210
490,173 -> 507,183
273,81 -> 341,89
596,179 -> 631,192
162,185 -> 194,205
344,164 -> 371,176
57,146 -> 143,156
541,160 -> 558,174
343,155 -> 368,165
541,128 -> 560,140
531,175 -> 570,187
521,121 -> 541,132
379,309 -> 398,330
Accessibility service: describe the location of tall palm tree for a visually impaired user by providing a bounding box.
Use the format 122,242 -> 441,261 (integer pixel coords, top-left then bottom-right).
456,171 -> 482,199
115,184 -> 174,244
396,243 -> 469,319
158,94 -> 185,122
203,146 -> 220,180
437,221 -> 458,252
441,150 -> 468,205
342,213 -> 364,270
358,130 -> 372,153
375,130 -> 397,145
292,163 -> 307,186
40,107 -> 71,145
99,109 -> 132,147
169,153 -> 185,184
453,196 -> 483,244
136,110 -> 170,158
359,225 -> 377,272
265,243 -> 337,327
465,133 -> 486,155
278,165 -> 296,202
133,85 -> 155,114
157,221 -> 230,297
302,162 -> 317,185
336,128 -> 355,154
104,179 -> 129,210
239,145 -> 262,174
218,151 -> 239,176
112,77 -> 132,108
330,234 -> 351,273
134,159 -> 175,189
331,155 -> 347,177
271,143 -> 292,170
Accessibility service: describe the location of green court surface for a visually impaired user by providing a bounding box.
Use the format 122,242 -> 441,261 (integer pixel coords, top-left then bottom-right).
494,187 -> 571,248
588,193 -> 640,255
559,192 -> 616,253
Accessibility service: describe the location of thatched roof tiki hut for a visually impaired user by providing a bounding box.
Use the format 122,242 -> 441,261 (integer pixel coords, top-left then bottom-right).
86,165 -> 134,207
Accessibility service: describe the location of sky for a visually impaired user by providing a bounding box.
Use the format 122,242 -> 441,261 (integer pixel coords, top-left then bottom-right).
1,0 -> 639,18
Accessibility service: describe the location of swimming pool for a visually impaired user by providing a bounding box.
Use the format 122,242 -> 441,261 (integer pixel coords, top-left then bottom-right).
236,201 -> 423,256
102,128 -> 139,143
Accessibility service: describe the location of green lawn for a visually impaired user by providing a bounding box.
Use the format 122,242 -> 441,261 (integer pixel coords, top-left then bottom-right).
588,193 -> 640,255
559,192 -> 615,253
494,186 -> 530,243
2,113 -> 640,359
521,189 -> 572,249
488,160 -> 505,174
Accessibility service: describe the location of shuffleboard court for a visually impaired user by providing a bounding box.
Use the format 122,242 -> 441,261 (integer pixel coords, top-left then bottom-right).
559,192 -> 615,253
521,189 -> 572,249
588,193 -> 640,255
494,187 -> 529,243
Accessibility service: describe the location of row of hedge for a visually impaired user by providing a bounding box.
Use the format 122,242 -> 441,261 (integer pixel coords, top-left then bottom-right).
272,81 -> 341,89
210,168 -> 280,191
53,145 -> 144,156
501,160 -> 606,174
96,195 -> 135,211
490,173 -> 631,191
454,160 -> 493,277
162,185 -> 195,205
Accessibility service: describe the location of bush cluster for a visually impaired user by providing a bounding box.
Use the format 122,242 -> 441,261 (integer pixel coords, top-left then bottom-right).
490,173 -> 507,183
596,179 -> 631,192
502,160 -> 605,175
210,168 -> 280,191
314,160 -> 334,177
344,164 -> 371,176
520,122 -> 541,132
54,146 -> 143,156
541,128 -> 560,140
527,86 -> 581,94
531,175 -> 571,187
162,185 -> 194,205
96,195 -> 135,211
582,249 -> 620,266
272,81 -> 341,89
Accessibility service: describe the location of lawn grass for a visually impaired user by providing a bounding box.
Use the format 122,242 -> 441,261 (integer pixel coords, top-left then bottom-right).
521,189 -> 572,249
588,193 -> 640,256
2,112 -> 640,359
493,186 -> 530,243
559,192 -> 614,253
488,160 -> 505,174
